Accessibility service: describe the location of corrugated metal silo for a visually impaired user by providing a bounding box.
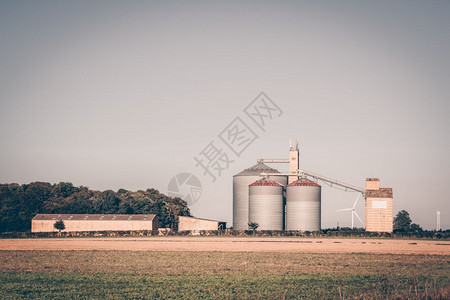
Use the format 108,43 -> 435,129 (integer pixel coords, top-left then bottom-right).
233,163 -> 287,230
248,178 -> 285,231
286,178 -> 321,231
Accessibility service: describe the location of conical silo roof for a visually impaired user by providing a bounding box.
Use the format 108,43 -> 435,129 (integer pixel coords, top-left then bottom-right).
249,178 -> 283,186
288,178 -> 320,187
234,162 -> 280,176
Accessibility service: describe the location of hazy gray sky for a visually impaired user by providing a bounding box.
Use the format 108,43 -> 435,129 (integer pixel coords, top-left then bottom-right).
1,1 -> 449,229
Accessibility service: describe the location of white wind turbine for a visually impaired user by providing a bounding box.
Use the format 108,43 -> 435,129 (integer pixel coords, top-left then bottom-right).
336,194 -> 363,229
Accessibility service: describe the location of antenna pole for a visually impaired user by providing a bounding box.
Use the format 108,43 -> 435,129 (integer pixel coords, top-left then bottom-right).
437,211 -> 441,231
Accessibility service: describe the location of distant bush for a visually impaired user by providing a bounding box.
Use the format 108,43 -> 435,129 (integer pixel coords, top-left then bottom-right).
0,230 -> 161,239
0,228 -> 447,239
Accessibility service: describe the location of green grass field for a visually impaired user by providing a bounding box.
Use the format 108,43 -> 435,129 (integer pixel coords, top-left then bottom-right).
1,251 -> 448,299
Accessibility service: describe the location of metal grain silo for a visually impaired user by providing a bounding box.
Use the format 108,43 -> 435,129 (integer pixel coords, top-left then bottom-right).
286,178 -> 321,231
248,178 -> 285,231
233,163 -> 287,230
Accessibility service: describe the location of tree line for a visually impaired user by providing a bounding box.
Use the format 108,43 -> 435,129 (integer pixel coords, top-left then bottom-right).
0,182 -> 191,232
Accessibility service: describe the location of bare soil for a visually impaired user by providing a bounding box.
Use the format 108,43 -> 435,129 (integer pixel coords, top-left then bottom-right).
0,237 -> 448,254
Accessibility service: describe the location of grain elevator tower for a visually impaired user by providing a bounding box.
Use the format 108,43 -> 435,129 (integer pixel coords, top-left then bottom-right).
289,139 -> 299,184
365,178 -> 393,232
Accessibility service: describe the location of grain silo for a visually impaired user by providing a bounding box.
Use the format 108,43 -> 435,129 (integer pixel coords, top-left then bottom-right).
248,178 -> 285,230
233,163 -> 287,230
286,178 -> 321,231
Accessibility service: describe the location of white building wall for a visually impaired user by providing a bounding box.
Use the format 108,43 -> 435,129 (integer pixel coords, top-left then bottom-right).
31,219 -> 155,232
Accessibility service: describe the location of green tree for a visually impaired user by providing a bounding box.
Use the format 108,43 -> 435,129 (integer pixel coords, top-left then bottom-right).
53,220 -> 65,232
394,210 -> 412,232
55,182 -> 79,198
248,222 -> 259,232
94,190 -> 120,214
410,223 -> 423,234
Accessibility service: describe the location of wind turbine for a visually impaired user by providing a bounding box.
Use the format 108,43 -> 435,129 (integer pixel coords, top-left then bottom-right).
336,194 -> 363,229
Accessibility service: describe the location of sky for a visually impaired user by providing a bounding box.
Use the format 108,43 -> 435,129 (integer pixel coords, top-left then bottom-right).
1,1 -> 449,230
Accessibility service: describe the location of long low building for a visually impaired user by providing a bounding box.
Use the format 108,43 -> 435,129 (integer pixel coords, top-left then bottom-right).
31,214 -> 159,232
178,216 -> 226,231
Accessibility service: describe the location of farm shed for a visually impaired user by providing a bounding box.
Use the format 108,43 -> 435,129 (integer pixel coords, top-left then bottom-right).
31,214 -> 159,232
178,216 -> 226,231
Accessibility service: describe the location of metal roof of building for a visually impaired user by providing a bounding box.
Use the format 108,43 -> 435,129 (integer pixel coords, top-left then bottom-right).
32,214 -> 156,221
234,162 -> 280,176
366,188 -> 393,198
249,178 -> 283,186
178,216 -> 226,224
288,178 -> 321,187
